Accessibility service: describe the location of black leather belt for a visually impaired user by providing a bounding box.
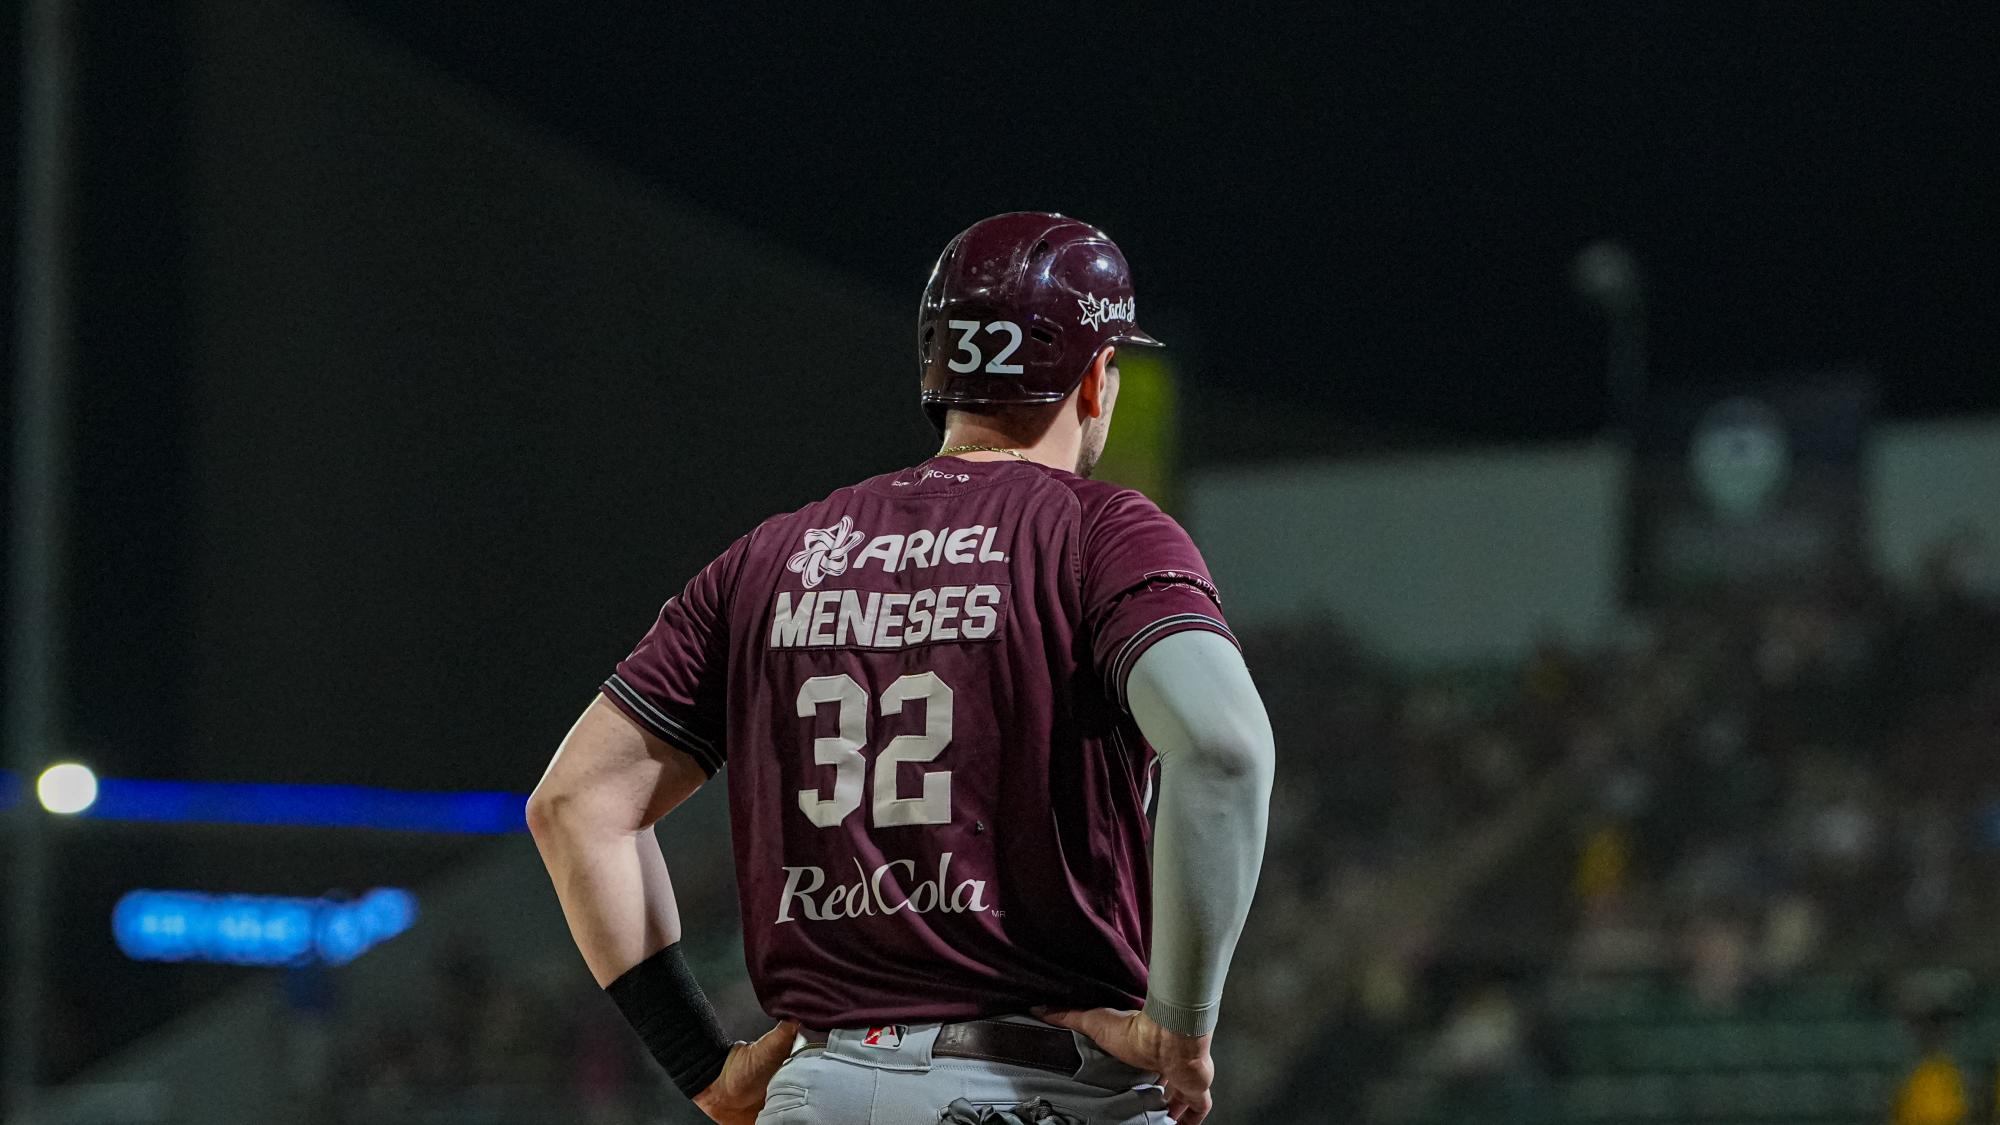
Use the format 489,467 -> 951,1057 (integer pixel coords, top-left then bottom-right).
801,1019 -> 1082,1076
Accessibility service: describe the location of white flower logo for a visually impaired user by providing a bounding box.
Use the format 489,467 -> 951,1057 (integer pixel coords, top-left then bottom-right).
787,516 -> 865,589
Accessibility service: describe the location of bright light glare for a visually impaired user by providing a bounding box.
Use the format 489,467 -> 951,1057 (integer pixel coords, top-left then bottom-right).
37,762 -> 99,814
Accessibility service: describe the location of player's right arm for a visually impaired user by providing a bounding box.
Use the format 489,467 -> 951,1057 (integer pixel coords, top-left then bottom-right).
1040,492 -> 1276,1125
1042,631 -> 1275,1125
1127,630 -> 1275,1038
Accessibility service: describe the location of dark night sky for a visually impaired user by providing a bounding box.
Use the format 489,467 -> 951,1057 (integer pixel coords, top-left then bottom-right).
326,0 -> 2000,439
3,0 -> 1999,761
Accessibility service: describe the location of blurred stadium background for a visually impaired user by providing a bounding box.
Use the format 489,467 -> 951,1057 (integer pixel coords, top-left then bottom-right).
4,3 -> 1999,1123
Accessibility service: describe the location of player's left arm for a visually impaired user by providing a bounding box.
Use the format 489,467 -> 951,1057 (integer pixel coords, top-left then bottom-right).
528,695 -> 706,986
529,532 -> 793,1125
529,698 -> 796,1125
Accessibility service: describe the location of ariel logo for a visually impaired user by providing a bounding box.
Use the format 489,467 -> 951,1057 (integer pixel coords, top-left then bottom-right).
787,516 -> 865,589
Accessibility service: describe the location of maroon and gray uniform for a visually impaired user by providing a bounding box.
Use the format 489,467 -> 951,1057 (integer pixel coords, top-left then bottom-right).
599,456 -> 1234,1030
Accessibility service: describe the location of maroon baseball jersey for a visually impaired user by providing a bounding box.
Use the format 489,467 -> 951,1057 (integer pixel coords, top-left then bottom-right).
599,456 -> 1235,1028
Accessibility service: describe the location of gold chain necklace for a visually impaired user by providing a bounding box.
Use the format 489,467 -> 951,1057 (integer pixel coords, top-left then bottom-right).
936,443 -> 1031,463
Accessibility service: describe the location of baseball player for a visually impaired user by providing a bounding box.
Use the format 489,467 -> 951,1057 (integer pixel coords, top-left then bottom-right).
529,212 -> 1276,1125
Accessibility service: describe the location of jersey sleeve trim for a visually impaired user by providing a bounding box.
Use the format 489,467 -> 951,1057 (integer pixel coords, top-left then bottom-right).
1107,612 -> 1238,711
600,674 -> 725,776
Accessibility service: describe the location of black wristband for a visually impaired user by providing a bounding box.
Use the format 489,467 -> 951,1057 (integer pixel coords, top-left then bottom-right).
603,943 -> 733,1098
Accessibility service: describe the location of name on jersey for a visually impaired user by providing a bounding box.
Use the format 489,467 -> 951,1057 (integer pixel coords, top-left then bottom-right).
774,853 -> 991,924
770,585 -> 1005,650
788,520 -> 1009,591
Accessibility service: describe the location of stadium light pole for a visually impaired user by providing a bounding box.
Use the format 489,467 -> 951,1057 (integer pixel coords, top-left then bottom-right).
7,0 -> 81,1119
1571,239 -> 1648,433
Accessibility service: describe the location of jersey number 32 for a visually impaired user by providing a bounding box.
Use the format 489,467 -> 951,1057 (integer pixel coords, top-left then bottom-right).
795,672 -> 953,829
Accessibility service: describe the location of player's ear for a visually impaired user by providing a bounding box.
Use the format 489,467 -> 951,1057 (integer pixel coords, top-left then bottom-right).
1078,347 -> 1116,420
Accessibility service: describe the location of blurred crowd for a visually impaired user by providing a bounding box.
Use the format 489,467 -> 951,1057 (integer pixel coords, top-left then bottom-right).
333,953 -> 549,1121
323,942 -> 721,1124
1237,527 -> 2000,1119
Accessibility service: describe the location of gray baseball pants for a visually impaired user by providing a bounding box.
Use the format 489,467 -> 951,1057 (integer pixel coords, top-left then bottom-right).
755,1017 -> 1171,1124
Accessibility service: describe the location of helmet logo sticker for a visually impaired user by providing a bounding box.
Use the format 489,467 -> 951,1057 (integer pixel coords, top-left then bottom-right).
1076,294 -> 1136,329
787,516 -> 866,589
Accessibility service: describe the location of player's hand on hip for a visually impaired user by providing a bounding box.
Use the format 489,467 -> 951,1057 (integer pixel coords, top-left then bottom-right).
1035,1007 -> 1215,1125
691,1018 -> 801,1125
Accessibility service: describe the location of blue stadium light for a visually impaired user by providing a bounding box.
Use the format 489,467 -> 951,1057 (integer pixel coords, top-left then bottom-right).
113,888 -> 418,966
0,771 -> 526,834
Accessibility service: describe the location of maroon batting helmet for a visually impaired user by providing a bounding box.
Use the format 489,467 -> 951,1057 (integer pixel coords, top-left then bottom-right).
918,212 -> 1163,430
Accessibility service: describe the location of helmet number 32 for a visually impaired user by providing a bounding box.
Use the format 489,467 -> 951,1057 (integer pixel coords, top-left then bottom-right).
796,671 -> 954,829
946,319 -> 1026,375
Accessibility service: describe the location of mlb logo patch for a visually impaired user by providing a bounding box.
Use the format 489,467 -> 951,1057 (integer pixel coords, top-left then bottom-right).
861,1025 -> 906,1049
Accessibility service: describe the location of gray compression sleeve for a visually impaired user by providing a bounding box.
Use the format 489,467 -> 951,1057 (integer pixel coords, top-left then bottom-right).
1127,629 -> 1276,1036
